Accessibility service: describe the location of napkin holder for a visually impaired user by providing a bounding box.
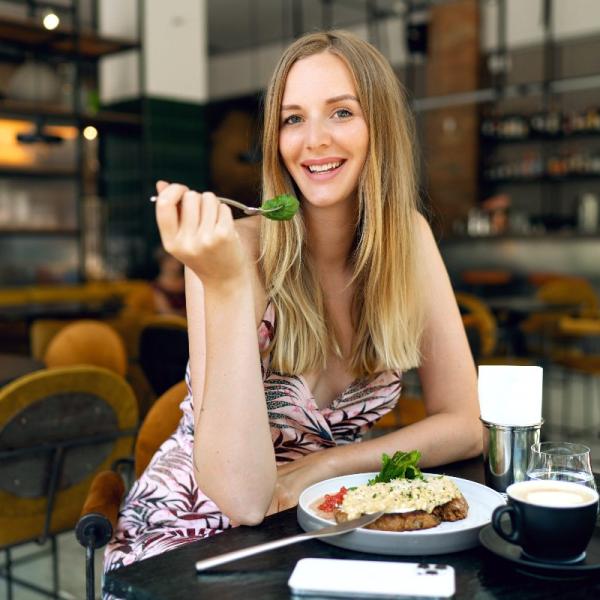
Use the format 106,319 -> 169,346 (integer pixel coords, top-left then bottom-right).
481,418 -> 543,493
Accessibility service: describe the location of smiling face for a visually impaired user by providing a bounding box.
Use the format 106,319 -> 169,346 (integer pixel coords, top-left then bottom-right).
278,52 -> 369,212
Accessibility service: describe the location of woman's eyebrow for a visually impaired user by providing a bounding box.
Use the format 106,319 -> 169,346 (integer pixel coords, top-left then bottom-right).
326,94 -> 359,104
281,94 -> 359,112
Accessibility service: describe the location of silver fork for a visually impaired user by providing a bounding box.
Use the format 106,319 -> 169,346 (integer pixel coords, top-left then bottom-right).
194,510 -> 384,572
149,195 -> 282,216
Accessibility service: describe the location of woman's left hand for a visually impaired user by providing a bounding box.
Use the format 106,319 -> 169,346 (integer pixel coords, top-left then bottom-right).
266,450 -> 337,515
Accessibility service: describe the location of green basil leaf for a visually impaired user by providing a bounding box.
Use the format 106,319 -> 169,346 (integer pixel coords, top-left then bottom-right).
261,194 -> 299,220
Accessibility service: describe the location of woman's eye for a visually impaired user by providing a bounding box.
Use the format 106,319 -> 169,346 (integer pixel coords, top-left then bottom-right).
334,108 -> 352,119
283,114 -> 302,125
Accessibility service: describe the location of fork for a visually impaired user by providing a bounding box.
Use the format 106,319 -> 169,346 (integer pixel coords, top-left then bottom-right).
149,195 -> 282,216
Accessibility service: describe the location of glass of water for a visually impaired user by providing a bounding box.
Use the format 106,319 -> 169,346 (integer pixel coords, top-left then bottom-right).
526,442 -> 596,490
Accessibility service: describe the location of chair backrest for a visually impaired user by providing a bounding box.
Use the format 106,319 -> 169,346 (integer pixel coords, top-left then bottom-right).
43,319 -> 128,377
536,277 -> 599,315
134,380 -> 187,478
0,365 -> 138,548
138,315 -> 189,397
455,292 -> 498,358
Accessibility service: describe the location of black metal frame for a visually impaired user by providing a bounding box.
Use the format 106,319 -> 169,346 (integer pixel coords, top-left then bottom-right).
0,428 -> 136,600
0,0 -> 143,286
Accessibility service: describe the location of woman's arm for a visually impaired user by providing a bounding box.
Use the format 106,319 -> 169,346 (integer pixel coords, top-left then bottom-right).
155,183 -> 276,524
268,214 -> 481,512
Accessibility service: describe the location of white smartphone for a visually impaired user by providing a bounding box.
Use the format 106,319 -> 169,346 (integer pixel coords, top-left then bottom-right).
288,558 -> 455,599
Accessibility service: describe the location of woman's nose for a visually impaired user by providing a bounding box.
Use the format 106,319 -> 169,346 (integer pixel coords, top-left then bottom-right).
305,119 -> 331,149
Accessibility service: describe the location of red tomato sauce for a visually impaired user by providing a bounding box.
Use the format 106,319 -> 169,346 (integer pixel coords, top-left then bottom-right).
317,486 -> 348,512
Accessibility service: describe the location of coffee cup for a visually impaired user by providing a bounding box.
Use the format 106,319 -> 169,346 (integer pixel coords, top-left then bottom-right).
492,479 -> 599,564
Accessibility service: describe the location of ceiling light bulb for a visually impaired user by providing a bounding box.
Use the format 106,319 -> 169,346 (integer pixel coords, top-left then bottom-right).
42,12 -> 60,31
83,126 -> 98,141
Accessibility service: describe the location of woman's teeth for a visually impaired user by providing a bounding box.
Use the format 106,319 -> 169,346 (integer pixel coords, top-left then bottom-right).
307,161 -> 342,173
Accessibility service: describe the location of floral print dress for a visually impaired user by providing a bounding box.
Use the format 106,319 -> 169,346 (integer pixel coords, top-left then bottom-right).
104,304 -> 403,572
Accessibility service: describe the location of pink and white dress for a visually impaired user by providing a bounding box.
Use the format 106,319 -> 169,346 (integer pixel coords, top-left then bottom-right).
104,304 -> 402,572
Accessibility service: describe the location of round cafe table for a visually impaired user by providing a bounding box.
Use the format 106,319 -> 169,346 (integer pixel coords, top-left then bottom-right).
104,458 -> 600,599
0,353 -> 44,387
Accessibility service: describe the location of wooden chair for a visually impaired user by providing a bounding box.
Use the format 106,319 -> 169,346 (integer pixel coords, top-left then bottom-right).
0,366 -> 138,599
76,380 -> 187,600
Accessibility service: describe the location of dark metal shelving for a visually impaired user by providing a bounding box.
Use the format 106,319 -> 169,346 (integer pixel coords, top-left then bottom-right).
0,0 -> 144,286
0,99 -> 142,129
481,131 -> 600,145
484,174 -> 600,186
0,14 -> 139,60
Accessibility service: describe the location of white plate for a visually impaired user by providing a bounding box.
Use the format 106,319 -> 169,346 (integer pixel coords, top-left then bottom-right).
297,472 -> 505,556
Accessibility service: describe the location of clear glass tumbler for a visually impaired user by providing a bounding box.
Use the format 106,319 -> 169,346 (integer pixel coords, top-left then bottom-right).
526,441 -> 596,490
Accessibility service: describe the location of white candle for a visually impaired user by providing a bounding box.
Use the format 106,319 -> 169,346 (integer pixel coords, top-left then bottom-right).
478,365 -> 543,426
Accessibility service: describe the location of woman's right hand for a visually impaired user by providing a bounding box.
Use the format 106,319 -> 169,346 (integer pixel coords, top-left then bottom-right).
154,181 -> 248,286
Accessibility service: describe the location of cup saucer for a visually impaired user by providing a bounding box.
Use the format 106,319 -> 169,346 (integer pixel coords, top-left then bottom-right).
479,525 -> 600,579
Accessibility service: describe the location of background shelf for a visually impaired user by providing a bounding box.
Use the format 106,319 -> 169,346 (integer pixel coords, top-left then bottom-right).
0,15 -> 139,59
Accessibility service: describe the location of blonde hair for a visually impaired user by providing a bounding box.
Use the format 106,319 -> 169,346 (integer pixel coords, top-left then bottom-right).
260,30 -> 423,378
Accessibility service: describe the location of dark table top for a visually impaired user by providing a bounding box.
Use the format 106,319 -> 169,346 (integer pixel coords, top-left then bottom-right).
104,457 -> 600,599
0,352 -> 44,386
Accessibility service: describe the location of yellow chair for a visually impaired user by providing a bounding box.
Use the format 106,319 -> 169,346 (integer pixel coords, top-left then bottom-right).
43,319 -> 128,377
76,380 -> 187,600
0,366 -> 138,598
456,292 -> 534,366
455,292 -> 498,360
521,277 -> 600,358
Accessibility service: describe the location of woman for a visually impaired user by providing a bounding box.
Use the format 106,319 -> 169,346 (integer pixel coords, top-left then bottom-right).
105,30 -> 480,571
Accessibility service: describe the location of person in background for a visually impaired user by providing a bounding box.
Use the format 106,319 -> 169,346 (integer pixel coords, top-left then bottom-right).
152,247 -> 186,317
104,30 -> 481,575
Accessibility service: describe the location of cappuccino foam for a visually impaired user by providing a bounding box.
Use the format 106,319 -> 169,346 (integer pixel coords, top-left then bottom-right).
524,489 -> 588,506
510,481 -> 597,507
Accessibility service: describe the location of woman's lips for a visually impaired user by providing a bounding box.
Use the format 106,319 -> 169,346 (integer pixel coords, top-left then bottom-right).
302,160 -> 346,181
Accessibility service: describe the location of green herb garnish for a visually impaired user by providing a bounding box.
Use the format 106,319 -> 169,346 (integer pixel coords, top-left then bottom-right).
367,450 -> 424,485
261,194 -> 299,220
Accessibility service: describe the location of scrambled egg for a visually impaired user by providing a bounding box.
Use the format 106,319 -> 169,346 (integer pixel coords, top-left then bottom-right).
340,475 -> 461,519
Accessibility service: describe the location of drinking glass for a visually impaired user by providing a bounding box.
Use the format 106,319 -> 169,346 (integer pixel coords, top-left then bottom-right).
526,441 -> 596,490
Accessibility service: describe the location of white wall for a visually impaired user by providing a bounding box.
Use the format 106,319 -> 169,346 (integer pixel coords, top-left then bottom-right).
209,21 -> 371,101
99,0 -> 208,104
97,0 -> 600,103
482,0 -> 600,51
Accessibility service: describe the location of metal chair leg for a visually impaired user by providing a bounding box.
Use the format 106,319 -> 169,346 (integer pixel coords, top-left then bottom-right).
86,544 -> 96,600
51,536 -> 59,598
5,547 -> 13,600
